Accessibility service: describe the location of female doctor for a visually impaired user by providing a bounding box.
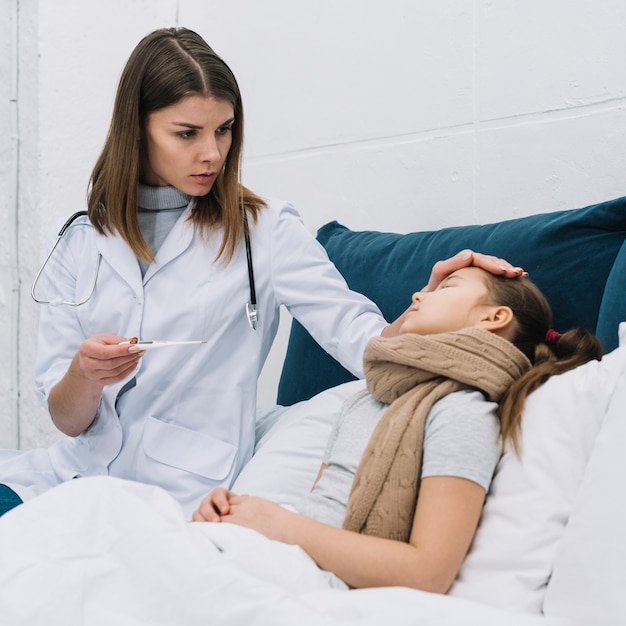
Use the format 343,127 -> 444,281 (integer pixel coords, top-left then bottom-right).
0,27 -> 523,518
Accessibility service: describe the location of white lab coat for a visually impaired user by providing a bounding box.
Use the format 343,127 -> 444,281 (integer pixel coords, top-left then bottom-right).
0,199 -> 386,517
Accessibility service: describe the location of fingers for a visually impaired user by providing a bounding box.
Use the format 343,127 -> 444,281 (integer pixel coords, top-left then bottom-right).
469,251 -> 528,278
76,335 -> 144,385
191,488 -> 233,523
191,507 -> 219,522
77,352 -> 142,384
423,250 -> 472,292
423,249 -> 528,292
210,488 -> 232,515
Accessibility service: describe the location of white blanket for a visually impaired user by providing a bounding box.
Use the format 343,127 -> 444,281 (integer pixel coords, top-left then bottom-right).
0,476 -> 563,626
4,331 -> 625,625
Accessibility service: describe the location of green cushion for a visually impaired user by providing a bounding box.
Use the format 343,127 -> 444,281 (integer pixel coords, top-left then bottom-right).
277,196 -> 626,406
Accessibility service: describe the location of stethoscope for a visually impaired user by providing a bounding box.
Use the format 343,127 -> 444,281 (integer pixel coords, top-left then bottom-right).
31,210 -> 259,330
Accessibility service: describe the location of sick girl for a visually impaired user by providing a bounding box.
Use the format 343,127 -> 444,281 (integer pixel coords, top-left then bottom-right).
193,267 -> 602,593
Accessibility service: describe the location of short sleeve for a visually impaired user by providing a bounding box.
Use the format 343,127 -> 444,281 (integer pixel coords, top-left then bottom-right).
421,390 -> 501,491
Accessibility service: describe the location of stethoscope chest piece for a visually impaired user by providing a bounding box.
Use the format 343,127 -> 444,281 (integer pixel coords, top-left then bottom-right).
246,302 -> 257,330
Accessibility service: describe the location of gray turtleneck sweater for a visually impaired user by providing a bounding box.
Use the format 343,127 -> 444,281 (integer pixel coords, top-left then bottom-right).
137,183 -> 191,275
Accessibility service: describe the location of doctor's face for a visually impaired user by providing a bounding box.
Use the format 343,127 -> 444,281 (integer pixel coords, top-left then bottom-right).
141,95 -> 234,196
399,267 -> 496,336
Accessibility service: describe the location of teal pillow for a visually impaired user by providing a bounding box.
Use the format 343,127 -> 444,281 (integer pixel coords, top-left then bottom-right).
277,197 -> 626,406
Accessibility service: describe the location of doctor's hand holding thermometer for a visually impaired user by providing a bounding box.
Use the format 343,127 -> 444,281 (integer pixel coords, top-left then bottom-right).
47,335 -> 145,437
47,335 -> 207,437
0,27 -> 524,520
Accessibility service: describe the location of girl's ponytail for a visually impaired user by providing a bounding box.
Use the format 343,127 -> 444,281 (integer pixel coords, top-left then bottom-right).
498,327 -> 603,455
481,272 -> 604,455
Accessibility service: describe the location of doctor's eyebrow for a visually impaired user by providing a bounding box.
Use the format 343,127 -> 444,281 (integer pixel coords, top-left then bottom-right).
173,122 -> 203,129
172,117 -> 235,130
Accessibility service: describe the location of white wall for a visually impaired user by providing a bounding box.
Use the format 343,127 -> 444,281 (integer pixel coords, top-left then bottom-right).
1,0 -> 625,449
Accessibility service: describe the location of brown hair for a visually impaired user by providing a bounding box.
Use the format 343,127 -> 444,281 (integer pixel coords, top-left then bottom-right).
481,273 -> 604,454
87,27 -> 265,262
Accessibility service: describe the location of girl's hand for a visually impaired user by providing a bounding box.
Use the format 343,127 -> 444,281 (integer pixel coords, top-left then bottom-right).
222,495 -> 293,541
192,488 -> 234,522
193,490 -> 293,543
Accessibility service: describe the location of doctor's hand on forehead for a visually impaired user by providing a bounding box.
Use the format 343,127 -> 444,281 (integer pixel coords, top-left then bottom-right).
422,249 -> 528,293
380,249 -> 527,339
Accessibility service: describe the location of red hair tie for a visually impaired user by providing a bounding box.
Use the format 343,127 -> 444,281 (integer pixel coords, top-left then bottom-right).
545,329 -> 560,344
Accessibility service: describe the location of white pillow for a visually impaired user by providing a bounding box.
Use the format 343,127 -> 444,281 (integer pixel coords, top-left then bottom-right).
449,339 -> 626,613
232,380 -> 365,504
542,323 -> 626,624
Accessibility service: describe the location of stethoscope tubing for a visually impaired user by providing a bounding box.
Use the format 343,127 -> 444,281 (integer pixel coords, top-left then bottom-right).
31,209 -> 258,329
243,211 -> 257,329
30,211 -> 99,306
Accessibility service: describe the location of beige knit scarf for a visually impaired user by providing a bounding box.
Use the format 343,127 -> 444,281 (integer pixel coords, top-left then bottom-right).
342,327 -> 531,542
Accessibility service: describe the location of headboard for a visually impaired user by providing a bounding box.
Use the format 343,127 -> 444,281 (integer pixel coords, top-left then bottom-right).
277,196 -> 626,406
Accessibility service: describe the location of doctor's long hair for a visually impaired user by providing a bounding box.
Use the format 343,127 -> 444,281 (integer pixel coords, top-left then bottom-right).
87,27 -> 265,263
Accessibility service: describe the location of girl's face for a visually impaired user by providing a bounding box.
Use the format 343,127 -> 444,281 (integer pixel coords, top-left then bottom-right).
141,95 -> 234,196
399,267 -> 497,336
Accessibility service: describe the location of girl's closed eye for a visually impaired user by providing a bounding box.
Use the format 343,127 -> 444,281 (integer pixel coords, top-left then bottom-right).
437,273 -> 463,290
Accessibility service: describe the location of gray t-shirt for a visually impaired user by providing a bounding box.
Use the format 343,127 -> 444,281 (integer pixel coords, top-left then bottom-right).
294,389 -> 501,528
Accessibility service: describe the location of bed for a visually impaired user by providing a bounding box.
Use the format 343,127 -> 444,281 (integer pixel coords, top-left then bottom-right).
0,196 -> 625,625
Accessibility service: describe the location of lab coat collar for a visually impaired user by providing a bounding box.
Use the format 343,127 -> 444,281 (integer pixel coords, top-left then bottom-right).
95,201 -> 195,294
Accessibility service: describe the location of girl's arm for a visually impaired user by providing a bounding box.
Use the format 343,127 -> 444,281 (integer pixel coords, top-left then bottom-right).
193,475 -> 486,593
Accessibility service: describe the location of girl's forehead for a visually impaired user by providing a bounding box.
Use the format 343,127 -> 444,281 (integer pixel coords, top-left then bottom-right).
439,267 -> 491,291
459,266 -> 491,280
446,266 -> 482,281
